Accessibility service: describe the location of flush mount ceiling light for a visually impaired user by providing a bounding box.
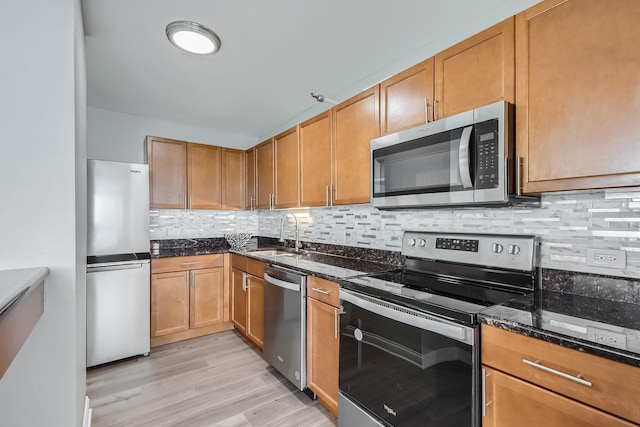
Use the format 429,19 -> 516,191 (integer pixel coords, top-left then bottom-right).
165,21 -> 221,55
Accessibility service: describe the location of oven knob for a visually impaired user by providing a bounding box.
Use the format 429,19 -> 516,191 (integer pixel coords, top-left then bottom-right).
507,244 -> 521,256
492,243 -> 504,254
417,238 -> 427,247
407,238 -> 416,246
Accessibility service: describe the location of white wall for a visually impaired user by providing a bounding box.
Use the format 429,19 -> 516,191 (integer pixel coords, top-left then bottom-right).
87,107 -> 258,163
0,0 -> 86,425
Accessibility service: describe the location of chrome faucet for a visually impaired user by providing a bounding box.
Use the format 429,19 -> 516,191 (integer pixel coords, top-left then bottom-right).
279,213 -> 301,252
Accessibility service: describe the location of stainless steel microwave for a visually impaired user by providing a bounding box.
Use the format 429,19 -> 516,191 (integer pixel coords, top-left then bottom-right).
370,100 -> 539,209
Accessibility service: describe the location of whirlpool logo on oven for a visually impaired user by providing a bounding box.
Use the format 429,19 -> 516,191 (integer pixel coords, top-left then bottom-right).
383,404 -> 397,417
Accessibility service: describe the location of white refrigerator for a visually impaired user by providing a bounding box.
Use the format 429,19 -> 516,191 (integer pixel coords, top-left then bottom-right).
86,159 -> 150,367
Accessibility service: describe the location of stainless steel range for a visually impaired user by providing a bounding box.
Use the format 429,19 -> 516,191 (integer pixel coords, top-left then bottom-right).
338,231 -> 538,427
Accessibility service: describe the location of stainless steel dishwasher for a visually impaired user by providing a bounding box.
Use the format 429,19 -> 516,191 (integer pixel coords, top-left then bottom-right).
263,264 -> 307,391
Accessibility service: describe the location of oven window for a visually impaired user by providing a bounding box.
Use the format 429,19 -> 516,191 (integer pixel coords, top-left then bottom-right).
340,300 -> 473,427
372,126 -> 473,197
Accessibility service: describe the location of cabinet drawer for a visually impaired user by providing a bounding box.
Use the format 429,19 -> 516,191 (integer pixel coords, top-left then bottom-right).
482,325 -> 640,424
231,254 -> 248,271
307,276 -> 340,308
152,254 -> 224,273
246,258 -> 266,278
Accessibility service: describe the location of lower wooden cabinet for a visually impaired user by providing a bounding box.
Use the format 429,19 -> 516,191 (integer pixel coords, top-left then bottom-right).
230,254 -> 266,349
481,325 -> 640,426
306,276 -> 340,416
150,254 -> 233,347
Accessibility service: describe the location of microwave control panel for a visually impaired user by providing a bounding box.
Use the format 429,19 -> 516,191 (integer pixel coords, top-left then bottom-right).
475,119 -> 499,190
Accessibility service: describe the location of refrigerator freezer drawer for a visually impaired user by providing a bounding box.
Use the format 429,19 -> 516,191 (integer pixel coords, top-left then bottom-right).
87,261 -> 150,367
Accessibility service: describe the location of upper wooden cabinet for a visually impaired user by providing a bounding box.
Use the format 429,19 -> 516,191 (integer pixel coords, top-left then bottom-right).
300,111 -> 333,206
147,135 -> 244,210
221,148 -> 245,210
245,147 -> 256,210
274,126 -> 300,208
516,0 -> 640,193
435,17 -> 515,119
188,143 -> 221,209
380,57 -> 435,135
147,136 -> 187,208
332,86 -> 380,205
255,139 -> 274,209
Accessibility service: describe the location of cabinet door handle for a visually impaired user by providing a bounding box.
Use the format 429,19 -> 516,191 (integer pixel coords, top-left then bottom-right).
181,261 -> 201,266
325,185 -> 329,207
424,97 -> 430,123
515,156 -> 523,196
334,308 -> 339,339
311,287 -> 330,295
242,272 -> 247,291
522,359 -> 592,387
249,196 -> 254,210
482,368 -> 491,416
433,99 -> 438,121
329,185 -> 334,206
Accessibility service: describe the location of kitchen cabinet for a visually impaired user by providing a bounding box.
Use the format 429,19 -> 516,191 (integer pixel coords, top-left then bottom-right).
300,111 -> 333,207
274,126 -> 300,208
221,148 -> 245,210
150,254 -> 232,347
332,86 -> 380,205
147,136 -> 187,209
516,0 -> 640,193
255,139 -> 274,209
481,325 -> 640,426
147,135 -> 245,210
245,147 -> 256,210
230,254 -> 266,349
188,143 -> 221,209
379,57 -> 434,135
306,276 -> 340,416
434,17 -> 514,119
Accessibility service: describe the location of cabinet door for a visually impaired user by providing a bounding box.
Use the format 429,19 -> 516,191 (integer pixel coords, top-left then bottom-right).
435,17 -> 514,119
516,0 -> 640,193
190,267 -> 224,329
300,111 -> 332,207
307,297 -> 339,416
482,367 -> 635,427
151,271 -> 190,337
332,86 -> 380,205
380,57 -> 434,135
187,143 -> 221,209
230,268 -> 247,334
245,147 -> 256,210
246,275 -> 264,349
147,136 -> 187,208
221,148 -> 245,210
274,127 -> 300,208
255,139 -> 274,209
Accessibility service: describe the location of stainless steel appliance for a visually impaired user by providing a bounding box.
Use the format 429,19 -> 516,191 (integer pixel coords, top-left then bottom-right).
339,231 -> 538,427
263,265 -> 307,390
86,159 -> 151,367
370,101 -> 540,209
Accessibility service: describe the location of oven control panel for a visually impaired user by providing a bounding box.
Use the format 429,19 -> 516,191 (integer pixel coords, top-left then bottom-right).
402,231 -> 537,271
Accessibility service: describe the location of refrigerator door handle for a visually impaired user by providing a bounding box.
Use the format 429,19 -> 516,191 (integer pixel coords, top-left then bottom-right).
87,263 -> 146,273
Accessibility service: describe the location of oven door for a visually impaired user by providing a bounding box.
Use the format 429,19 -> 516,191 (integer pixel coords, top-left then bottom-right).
339,289 -> 479,427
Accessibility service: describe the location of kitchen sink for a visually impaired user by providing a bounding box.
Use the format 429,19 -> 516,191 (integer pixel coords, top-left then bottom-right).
249,249 -> 296,257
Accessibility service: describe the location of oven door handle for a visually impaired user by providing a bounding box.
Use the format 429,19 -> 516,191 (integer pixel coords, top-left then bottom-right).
340,289 -> 473,345
458,125 -> 473,189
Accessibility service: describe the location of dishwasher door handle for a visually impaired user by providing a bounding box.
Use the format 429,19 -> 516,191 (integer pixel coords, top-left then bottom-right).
264,273 -> 301,292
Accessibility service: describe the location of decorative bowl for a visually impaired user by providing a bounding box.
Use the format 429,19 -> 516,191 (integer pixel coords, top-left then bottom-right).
225,233 -> 253,249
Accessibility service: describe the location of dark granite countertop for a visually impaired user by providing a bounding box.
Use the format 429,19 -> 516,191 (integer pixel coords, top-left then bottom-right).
479,290 -> 640,367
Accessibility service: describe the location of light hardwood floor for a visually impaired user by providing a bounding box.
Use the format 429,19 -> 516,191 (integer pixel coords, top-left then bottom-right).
87,331 -> 338,427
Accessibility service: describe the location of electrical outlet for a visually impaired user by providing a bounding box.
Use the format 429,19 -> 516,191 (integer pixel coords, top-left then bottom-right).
587,327 -> 627,350
586,248 -> 626,269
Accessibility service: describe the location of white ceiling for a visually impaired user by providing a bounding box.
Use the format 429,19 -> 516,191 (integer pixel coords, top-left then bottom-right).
83,0 -> 539,141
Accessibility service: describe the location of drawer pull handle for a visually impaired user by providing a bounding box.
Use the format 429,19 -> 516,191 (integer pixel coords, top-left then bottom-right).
522,359 -> 592,387
181,261 -> 201,266
311,287 -> 330,295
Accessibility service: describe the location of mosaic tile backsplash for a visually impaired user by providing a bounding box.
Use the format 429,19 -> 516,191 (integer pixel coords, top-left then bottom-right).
151,187 -> 640,279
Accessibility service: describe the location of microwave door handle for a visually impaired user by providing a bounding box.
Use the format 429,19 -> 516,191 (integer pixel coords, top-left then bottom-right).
458,125 -> 473,189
